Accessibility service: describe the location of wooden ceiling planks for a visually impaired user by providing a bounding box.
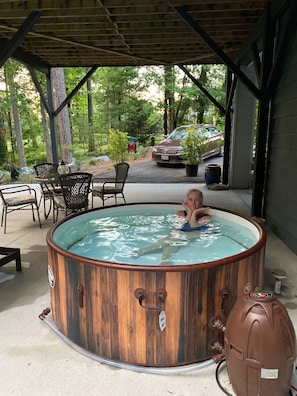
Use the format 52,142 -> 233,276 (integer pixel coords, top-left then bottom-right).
0,0 -> 270,68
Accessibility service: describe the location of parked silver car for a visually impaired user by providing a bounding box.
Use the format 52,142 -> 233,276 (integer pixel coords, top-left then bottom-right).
152,124 -> 224,166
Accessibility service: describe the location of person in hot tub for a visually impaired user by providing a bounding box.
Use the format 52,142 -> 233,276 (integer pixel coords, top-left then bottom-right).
177,188 -> 211,231
132,189 -> 211,264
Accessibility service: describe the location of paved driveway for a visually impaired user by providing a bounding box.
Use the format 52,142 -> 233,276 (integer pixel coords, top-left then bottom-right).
97,157 -> 223,183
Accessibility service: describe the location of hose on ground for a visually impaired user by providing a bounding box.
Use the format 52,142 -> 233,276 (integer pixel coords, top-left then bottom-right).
215,358 -> 233,396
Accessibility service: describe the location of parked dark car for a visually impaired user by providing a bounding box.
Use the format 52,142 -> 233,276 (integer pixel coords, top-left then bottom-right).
152,124 -> 224,166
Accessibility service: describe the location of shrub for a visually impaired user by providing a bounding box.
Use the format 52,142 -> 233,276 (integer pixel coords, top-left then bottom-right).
109,129 -> 129,164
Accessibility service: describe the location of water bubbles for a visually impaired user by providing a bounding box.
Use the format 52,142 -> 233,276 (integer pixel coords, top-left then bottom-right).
64,210 -> 257,266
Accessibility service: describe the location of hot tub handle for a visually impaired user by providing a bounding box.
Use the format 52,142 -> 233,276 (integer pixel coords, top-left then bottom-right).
77,284 -> 84,308
134,288 -> 167,311
220,287 -> 230,311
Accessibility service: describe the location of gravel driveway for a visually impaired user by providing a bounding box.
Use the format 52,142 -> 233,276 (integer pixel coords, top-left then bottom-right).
96,157 -> 223,183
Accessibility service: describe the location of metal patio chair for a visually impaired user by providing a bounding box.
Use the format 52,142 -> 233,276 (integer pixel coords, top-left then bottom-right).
52,172 -> 92,222
91,162 -> 129,207
34,162 -> 60,218
0,184 -> 41,234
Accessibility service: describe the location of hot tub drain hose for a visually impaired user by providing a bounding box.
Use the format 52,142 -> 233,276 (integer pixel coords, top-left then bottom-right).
39,307 -> 214,375
215,358 -> 233,396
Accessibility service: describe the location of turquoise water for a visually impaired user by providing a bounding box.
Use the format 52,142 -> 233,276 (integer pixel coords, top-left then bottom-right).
53,205 -> 258,266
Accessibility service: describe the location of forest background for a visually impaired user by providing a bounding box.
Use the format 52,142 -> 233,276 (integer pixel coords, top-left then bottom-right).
0,60 -> 226,181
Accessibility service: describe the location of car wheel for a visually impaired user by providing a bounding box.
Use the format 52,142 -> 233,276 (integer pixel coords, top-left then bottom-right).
218,146 -> 224,157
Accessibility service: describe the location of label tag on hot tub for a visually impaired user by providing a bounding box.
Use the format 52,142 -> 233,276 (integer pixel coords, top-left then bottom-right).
159,310 -> 166,331
48,265 -> 55,288
261,368 -> 278,379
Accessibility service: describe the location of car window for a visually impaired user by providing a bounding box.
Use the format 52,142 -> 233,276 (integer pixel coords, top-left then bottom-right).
203,130 -> 212,138
166,125 -> 219,141
167,127 -> 188,140
194,127 -> 209,137
206,126 -> 220,136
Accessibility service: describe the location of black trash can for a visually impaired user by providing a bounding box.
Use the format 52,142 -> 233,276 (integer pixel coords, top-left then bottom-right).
10,167 -> 20,180
205,164 -> 221,185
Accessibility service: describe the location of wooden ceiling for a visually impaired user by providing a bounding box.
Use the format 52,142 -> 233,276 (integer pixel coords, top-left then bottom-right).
0,0 -> 270,69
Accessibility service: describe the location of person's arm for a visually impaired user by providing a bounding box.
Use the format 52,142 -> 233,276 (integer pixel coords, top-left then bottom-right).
177,202 -> 211,229
176,209 -> 186,217
177,201 -> 192,220
182,206 -> 211,228
196,208 -> 211,226
178,201 -> 201,228
179,201 -> 192,222
192,207 -> 211,227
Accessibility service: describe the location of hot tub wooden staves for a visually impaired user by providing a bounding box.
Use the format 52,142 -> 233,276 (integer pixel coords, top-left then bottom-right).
47,209 -> 266,367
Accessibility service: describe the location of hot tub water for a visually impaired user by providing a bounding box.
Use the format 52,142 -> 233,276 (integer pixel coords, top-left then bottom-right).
54,205 -> 258,266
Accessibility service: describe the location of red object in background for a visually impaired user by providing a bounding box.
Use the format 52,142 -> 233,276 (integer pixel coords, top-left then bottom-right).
1,128 -> 6,137
128,137 -> 137,152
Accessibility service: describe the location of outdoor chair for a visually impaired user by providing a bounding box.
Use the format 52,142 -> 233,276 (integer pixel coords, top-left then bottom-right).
91,162 -> 129,207
52,172 -> 92,222
0,247 -> 21,272
0,185 -> 41,234
34,162 -> 60,219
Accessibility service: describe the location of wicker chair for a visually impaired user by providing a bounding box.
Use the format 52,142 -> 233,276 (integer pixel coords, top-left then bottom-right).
91,162 -> 129,207
0,185 -> 41,234
52,172 -> 92,222
33,162 -> 60,218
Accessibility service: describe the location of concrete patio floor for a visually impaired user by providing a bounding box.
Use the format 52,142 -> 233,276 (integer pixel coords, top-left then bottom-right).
0,183 -> 297,396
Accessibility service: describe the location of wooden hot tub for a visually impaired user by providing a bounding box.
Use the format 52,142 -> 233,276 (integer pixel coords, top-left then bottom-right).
46,203 -> 266,367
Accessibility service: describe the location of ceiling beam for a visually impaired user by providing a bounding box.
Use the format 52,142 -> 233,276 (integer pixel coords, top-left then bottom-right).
54,66 -> 99,117
178,64 -> 226,115
173,5 -> 262,99
0,11 -> 42,68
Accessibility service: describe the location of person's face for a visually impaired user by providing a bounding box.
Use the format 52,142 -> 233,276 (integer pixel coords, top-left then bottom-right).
186,192 -> 202,210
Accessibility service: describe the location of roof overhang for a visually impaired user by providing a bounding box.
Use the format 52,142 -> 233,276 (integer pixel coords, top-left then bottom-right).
0,1 -> 270,69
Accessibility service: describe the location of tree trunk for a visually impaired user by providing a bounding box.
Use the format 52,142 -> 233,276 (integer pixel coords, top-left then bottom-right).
87,77 -> 95,153
11,100 -> 26,168
40,97 -> 53,162
3,66 -> 14,155
52,67 -> 72,164
4,61 -> 26,168
164,65 -> 176,135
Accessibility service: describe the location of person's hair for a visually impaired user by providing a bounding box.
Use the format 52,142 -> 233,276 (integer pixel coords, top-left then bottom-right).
186,189 -> 203,202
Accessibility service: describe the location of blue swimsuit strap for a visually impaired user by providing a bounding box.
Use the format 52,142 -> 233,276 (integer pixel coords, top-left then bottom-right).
180,223 -> 208,232
181,210 -> 209,232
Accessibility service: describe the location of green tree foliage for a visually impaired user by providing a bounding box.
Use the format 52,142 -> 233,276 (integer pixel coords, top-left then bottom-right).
64,67 -> 89,143
143,64 -> 226,134
0,132 -> 7,166
181,127 -> 208,165
93,67 -> 163,147
0,61 -> 226,168
164,64 -> 226,129
0,60 -> 44,166
108,129 -> 129,164
118,97 -> 161,145
63,67 -> 162,154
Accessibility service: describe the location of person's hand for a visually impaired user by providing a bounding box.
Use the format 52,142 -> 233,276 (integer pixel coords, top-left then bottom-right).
181,200 -> 193,221
189,207 -> 211,227
192,207 -> 210,217
196,208 -> 211,226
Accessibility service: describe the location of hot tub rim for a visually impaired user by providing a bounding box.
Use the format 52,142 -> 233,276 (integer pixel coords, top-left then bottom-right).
46,202 -> 266,273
